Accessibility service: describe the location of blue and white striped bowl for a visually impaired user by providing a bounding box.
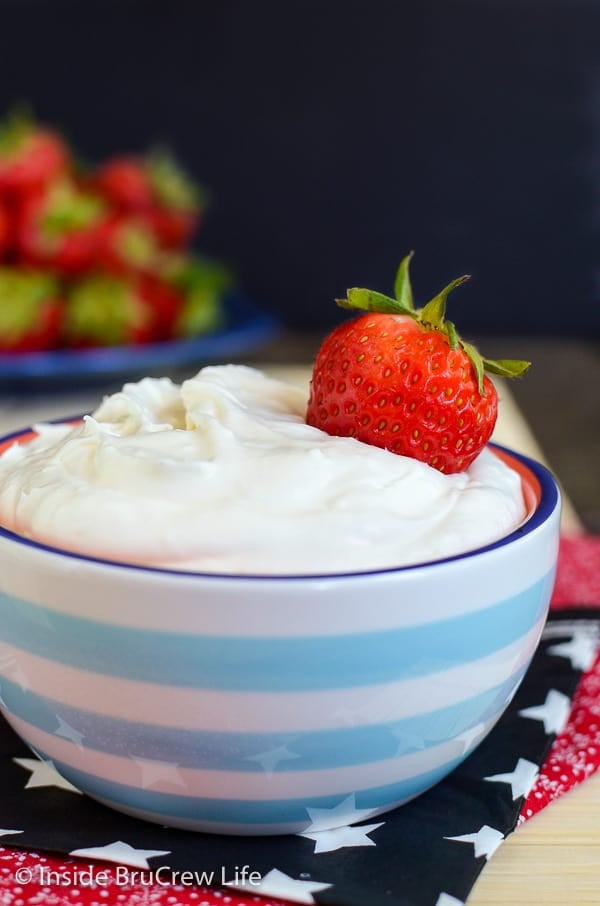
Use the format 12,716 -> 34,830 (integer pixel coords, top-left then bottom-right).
0,427 -> 561,835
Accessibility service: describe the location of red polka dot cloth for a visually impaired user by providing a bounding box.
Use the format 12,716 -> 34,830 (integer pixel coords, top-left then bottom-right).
0,534 -> 598,906
520,535 -> 600,823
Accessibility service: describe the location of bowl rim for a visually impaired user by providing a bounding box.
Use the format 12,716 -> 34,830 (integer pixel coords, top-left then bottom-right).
0,421 -> 560,581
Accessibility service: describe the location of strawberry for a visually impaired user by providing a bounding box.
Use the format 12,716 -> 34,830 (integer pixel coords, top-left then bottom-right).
0,268 -> 64,353
136,273 -> 184,340
15,178 -> 107,275
142,204 -> 198,251
94,150 -> 204,249
0,200 -> 12,259
96,214 -> 163,276
64,273 -> 183,347
0,109 -> 68,198
306,254 -> 530,474
93,156 -> 154,210
164,255 -> 232,338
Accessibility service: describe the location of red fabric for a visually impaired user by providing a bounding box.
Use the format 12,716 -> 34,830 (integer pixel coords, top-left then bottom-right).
0,534 -> 599,906
519,533 -> 600,823
549,535 -> 600,608
0,850 -> 290,906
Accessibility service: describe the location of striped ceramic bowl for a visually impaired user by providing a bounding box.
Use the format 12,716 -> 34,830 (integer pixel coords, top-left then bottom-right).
0,427 -> 560,835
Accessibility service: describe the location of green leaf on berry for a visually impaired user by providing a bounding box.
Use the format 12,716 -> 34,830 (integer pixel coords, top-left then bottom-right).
42,182 -> 106,237
0,269 -> 59,342
171,256 -> 232,337
393,251 -> 415,311
460,340 -> 486,395
482,357 -> 532,378
334,254 -> 531,398
444,319 -> 459,350
117,222 -> 159,269
0,105 -> 34,157
419,275 -> 471,329
338,288 -> 416,317
65,276 -> 147,345
146,149 -> 206,212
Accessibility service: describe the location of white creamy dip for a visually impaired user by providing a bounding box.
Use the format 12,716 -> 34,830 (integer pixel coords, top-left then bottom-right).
0,365 -> 526,573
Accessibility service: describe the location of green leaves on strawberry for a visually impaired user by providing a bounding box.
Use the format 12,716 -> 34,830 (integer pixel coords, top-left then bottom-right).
96,215 -> 162,275
16,179 -> 107,275
338,252 -> 529,395
0,268 -> 64,352
64,274 -> 182,347
165,255 -> 233,337
145,150 -> 204,214
0,107 -> 68,196
307,254 -> 531,474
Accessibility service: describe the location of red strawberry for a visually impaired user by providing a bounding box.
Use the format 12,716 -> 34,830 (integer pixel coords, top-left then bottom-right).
164,255 -> 232,338
63,273 -> 183,347
144,151 -> 202,247
0,268 -> 64,353
94,150 -> 203,249
96,214 -> 162,276
142,205 -> 198,250
136,273 -> 184,340
16,179 -> 107,275
0,109 -> 68,198
93,156 -> 154,210
306,254 -> 530,474
0,200 -> 12,259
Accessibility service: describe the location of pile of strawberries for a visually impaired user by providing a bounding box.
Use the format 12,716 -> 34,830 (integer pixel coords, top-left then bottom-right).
0,109 -> 231,353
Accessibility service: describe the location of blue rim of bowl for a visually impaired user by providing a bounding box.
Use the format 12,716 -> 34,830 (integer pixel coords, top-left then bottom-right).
0,423 -> 560,580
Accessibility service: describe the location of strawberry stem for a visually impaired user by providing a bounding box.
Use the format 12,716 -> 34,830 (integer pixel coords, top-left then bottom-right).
419,274 -> 470,329
335,254 -> 531,397
461,340 -> 486,395
338,288 -> 416,317
42,182 -> 106,237
482,358 -> 531,378
393,251 -> 415,311
445,320 -> 459,350
0,105 -> 34,157
65,276 -> 147,345
0,268 -> 59,342
146,149 -> 204,212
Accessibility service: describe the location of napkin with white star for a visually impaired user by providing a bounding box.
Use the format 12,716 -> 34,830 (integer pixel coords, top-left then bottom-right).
0,535 -> 598,906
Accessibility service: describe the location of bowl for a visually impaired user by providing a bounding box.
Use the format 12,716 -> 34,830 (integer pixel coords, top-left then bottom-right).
0,424 -> 561,835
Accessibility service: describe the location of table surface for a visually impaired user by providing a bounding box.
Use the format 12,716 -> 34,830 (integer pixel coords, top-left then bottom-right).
0,367 -> 595,906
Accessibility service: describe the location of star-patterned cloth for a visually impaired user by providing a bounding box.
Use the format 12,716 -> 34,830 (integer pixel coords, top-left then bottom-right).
0,533 -> 598,906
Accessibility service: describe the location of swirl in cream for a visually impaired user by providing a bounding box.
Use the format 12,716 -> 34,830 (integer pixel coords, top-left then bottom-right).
0,365 -> 526,573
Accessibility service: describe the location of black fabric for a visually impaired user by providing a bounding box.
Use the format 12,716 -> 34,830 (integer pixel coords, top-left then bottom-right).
0,608 -> 598,906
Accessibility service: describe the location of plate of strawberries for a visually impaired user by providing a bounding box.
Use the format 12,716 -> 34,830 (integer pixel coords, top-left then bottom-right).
0,109 -> 277,386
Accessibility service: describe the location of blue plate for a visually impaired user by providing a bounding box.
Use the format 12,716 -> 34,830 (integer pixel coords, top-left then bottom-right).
0,293 -> 280,390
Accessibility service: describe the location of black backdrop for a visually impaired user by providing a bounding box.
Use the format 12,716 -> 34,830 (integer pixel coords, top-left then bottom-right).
1,0 -> 599,334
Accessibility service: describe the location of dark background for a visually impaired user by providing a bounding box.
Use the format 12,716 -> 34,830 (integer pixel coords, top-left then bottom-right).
0,0 -> 599,333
